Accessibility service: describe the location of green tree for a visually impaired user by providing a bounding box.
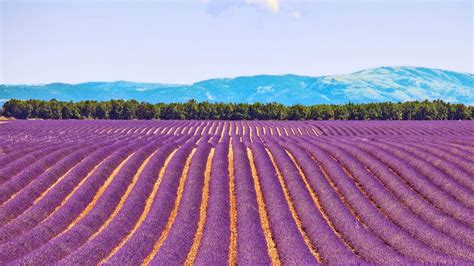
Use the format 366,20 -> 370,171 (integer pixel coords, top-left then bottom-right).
61,102 -> 81,119
288,105 -> 308,120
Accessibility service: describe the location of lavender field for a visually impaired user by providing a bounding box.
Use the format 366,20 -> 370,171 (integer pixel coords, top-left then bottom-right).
0,120 -> 473,264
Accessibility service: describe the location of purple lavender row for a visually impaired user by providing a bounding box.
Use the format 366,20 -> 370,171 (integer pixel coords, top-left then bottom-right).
344,138 -> 474,227
0,144 -> 99,225
101,136 -> 198,265
20,135 -> 188,264
0,129 -> 112,170
0,120 -> 151,143
375,135 -> 474,163
278,139 -> 410,264
0,138 -> 152,262
10,137 -> 167,263
0,139 -> 135,244
303,137 -> 474,261
193,137 -> 231,265
0,142 -> 75,185
59,134 -> 191,263
263,137 -> 360,264
368,140 -> 474,209
360,135 -> 474,151
0,121 -> 109,146
148,138 -> 213,264
377,138 -> 474,190
303,121 -> 474,137
364,139 -> 474,208
231,138 -> 271,265
290,137 -> 447,262
0,142 -> 88,204
0,142 -> 65,169
247,139 -> 318,264
416,139 -> 474,164
351,135 -> 474,160
320,137 -> 474,247
393,134 -> 474,165
0,133 -> 135,228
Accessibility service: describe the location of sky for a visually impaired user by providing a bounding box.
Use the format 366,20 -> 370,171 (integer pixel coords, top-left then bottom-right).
0,0 -> 472,84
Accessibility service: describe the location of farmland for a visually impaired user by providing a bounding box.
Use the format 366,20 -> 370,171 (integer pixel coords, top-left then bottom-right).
0,120 -> 473,264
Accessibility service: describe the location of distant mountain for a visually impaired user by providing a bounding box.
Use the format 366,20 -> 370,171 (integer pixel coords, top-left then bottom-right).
1,67 -> 473,105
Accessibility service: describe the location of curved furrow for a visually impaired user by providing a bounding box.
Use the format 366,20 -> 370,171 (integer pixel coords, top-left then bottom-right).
87,143 -> 176,266
346,139 -> 474,227
248,140 -> 319,264
377,138 -> 474,191
278,143 -> 362,262
0,140 -> 147,262
301,137 -> 474,261
421,141 -> 474,164
401,136 -> 474,167
0,144 -> 101,225
368,121 -> 386,136
0,134 -> 130,209
268,124 -> 277,136
335,124 -> 356,136
0,142 -> 87,204
312,123 -> 332,136
260,123 -> 267,136
245,145 -> 281,265
321,137 -> 474,247
218,122 -> 227,143
228,138 -> 271,264
292,138 -> 451,262
403,136 -> 474,158
0,142 -> 59,168
264,138 -> 361,263
343,124 -> 364,135
139,145 -> 200,265
368,140 -> 474,209
278,139 -> 409,263
331,121 -> 351,137
10,140 -> 161,264
0,141 -> 123,229
146,141 -> 213,264
0,142 -> 76,185
20,138 -> 185,264
227,137 -> 238,264
97,139 -> 178,262
102,138 -> 197,265
184,147 -> 215,264
380,126 -> 404,136
341,123 -> 364,136
193,138 -> 231,264
448,142 -> 474,154
402,125 -> 425,136
0,139 -> 130,234
96,141 -> 185,263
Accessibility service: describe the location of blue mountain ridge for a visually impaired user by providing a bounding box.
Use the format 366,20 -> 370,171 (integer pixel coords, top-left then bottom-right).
1,66 -> 473,105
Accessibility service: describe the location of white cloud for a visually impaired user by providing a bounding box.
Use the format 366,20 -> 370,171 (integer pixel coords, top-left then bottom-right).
245,0 -> 280,12
204,0 -> 280,14
265,0 -> 279,12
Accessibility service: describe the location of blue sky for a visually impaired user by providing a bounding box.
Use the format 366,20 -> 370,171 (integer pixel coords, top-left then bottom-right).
1,0 -> 472,84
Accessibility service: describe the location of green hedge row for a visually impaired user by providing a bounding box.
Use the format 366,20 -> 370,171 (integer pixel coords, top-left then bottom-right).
2,99 -> 472,120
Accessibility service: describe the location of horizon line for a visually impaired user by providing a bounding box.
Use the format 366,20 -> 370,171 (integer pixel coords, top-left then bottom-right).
1,65 -> 472,86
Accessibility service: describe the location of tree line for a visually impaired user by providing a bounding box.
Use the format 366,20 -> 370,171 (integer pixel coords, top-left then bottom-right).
1,99 -> 473,120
